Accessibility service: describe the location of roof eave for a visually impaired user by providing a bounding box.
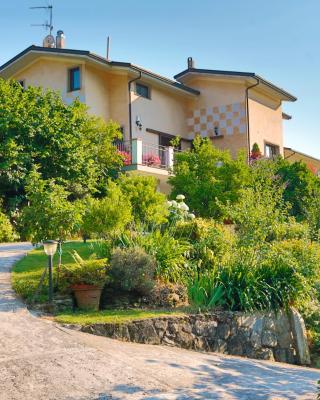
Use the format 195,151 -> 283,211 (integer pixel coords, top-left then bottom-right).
174,68 -> 297,102
0,46 -> 199,97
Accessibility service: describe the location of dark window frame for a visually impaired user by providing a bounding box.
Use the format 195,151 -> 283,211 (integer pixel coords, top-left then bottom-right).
18,80 -> 25,90
264,142 -> 279,159
68,66 -> 81,92
135,82 -> 151,99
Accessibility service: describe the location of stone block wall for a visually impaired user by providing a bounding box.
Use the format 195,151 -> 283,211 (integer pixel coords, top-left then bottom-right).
77,309 -> 310,365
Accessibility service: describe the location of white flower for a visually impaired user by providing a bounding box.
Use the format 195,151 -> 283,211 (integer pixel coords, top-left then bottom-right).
180,202 -> 189,211
171,200 -> 178,207
167,201 -> 173,207
188,213 -> 196,219
176,194 -> 185,201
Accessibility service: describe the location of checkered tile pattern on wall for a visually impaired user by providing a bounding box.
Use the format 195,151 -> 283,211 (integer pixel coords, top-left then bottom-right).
187,102 -> 247,138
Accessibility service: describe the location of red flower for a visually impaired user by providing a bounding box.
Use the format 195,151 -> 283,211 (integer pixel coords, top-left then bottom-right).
143,153 -> 161,166
118,150 -> 132,166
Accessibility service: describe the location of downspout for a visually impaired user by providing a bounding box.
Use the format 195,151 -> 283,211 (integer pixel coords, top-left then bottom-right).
245,77 -> 260,162
128,70 -> 142,141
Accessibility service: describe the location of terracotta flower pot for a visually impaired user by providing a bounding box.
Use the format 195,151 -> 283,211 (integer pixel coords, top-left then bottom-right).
71,284 -> 102,311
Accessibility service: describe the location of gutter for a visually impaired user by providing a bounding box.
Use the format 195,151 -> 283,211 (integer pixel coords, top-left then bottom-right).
245,77 -> 260,162
128,69 -> 142,141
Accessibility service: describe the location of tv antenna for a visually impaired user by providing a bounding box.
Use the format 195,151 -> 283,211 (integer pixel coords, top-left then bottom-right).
30,4 -> 53,36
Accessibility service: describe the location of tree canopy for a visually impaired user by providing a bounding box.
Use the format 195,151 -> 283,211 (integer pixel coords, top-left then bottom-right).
0,79 -> 123,210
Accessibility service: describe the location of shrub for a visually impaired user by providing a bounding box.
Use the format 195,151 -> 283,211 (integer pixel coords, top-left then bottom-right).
169,136 -> 249,218
20,171 -> 83,242
0,210 -> 16,242
167,195 -> 195,223
118,175 -> 168,226
81,181 -> 133,239
149,282 -> 188,308
110,247 -> 156,295
61,251 -> 108,288
188,272 -> 225,309
221,182 -> 289,246
187,243 -> 313,313
175,218 -> 235,274
137,230 -> 190,283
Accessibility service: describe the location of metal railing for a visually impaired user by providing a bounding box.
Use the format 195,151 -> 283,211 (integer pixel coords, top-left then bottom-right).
114,140 -> 132,166
115,139 -> 177,170
142,142 -> 170,169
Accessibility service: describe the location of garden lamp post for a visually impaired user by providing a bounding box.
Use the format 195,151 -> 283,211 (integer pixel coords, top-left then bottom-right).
43,240 -> 58,303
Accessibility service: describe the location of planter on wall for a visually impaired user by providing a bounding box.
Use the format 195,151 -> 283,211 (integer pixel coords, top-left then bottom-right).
71,284 -> 102,311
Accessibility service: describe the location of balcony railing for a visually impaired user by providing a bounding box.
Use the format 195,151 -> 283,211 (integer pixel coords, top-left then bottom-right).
115,139 -> 175,171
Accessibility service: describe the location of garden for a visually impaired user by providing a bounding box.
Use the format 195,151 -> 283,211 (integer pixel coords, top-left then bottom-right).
2,78 -> 320,365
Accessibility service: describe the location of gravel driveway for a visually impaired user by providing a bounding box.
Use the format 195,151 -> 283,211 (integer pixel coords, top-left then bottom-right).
1,242 -> 320,400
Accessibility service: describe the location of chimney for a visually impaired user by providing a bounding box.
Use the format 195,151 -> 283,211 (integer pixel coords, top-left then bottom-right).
187,57 -> 195,69
56,30 -> 66,49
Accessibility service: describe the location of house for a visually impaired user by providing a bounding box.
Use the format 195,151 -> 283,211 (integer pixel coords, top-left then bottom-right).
284,147 -> 320,176
0,34 -> 297,192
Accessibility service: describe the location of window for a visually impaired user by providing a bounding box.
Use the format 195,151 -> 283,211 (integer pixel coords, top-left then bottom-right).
68,67 -> 81,91
136,82 -> 150,99
265,143 -> 279,158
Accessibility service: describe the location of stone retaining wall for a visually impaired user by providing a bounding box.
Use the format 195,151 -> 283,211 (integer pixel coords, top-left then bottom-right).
76,309 -> 310,365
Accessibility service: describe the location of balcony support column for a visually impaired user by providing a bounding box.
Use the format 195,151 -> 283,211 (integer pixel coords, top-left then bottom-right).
168,146 -> 174,169
131,138 -> 142,165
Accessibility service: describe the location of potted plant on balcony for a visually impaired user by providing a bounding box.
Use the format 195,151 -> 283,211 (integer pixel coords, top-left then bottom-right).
251,143 -> 262,160
61,251 -> 108,310
118,150 -> 132,166
143,153 -> 161,166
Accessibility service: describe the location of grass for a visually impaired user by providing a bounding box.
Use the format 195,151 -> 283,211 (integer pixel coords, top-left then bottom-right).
13,240 -> 190,326
12,241 -> 92,303
55,308 -> 187,326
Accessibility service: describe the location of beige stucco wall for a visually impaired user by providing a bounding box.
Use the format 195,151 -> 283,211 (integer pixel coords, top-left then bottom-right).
13,58 -> 87,105
185,77 -> 248,156
13,57 -> 131,140
85,65 -> 110,120
248,90 -> 283,156
131,83 -> 190,146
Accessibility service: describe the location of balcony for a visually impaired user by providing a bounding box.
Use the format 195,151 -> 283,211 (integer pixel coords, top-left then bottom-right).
115,138 -> 175,176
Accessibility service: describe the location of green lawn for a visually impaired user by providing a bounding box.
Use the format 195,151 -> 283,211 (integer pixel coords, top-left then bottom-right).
13,240 -> 190,325
12,241 -> 92,303
55,308 -> 186,326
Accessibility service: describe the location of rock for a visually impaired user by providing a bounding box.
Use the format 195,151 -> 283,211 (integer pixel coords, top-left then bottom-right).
254,348 -> 274,361
261,330 -> 277,348
75,309 -> 309,366
175,330 -> 194,349
193,337 -> 208,351
128,321 -> 160,345
290,308 -> 311,365
154,319 -> 168,332
162,335 -> 176,347
227,336 -> 243,356
217,324 -> 231,340
213,339 -> 227,353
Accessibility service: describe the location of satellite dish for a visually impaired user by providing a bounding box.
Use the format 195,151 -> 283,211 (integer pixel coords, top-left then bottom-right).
43,34 -> 55,48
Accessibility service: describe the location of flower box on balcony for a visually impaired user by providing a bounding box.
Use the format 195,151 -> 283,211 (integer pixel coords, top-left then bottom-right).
118,150 -> 132,166
142,153 -> 161,166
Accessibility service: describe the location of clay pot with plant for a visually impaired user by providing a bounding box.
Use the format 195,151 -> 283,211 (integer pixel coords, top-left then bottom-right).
251,143 -> 262,160
61,251 -> 108,311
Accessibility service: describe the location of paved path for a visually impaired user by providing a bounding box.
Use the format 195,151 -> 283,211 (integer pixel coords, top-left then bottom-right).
1,243 -> 320,400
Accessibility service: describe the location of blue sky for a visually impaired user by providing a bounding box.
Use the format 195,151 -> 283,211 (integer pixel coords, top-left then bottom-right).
0,0 -> 319,158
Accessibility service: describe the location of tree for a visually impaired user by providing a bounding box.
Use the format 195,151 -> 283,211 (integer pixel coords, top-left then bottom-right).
118,174 -> 168,225
169,136 -> 249,219
276,159 -> 320,220
0,79 -> 123,211
81,181 -> 133,239
19,171 -> 83,243
0,208 -> 16,242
